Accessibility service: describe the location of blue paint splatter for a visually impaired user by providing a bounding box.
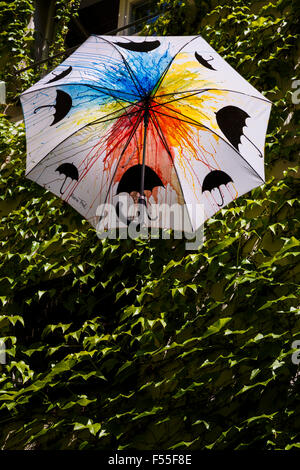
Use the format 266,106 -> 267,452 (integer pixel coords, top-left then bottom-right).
62,43 -> 173,104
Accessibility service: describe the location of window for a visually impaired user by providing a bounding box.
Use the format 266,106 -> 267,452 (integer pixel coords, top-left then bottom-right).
65,0 -> 158,48
66,0 -> 120,48
131,0 -> 156,23
118,0 -> 157,35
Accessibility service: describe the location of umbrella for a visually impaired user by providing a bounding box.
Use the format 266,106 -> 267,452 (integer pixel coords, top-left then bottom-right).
20,35 -> 271,233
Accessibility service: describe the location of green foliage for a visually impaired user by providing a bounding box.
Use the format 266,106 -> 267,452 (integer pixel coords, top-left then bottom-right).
48,0 -> 81,67
0,0 -> 34,101
0,0 -> 300,450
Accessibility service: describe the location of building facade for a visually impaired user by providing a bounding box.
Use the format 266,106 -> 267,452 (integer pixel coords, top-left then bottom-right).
35,0 -> 157,61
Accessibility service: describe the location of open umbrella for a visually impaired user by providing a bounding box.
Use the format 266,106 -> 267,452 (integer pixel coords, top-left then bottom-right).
20,35 -> 271,232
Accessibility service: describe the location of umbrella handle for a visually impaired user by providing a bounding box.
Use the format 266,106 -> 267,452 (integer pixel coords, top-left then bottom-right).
34,104 -> 54,114
60,176 -> 68,195
217,188 -> 224,207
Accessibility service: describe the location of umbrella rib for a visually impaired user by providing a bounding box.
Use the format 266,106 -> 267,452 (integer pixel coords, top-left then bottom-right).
155,100 -> 264,161
43,122 -> 122,173
102,109 -> 145,206
154,88 -> 271,104
121,58 -> 145,99
86,89 -> 143,162
25,105 -> 141,178
84,84 -> 137,104
64,109 -> 144,202
26,76 -> 145,177
88,107 -> 140,126
99,36 -> 145,99
152,100 -> 211,128
151,35 -> 202,97
113,101 -> 142,165
152,91 -> 209,121
153,90 -> 206,109
152,108 -> 265,183
149,110 -> 173,161
22,82 -> 139,103
148,110 -> 194,232
90,101 -> 138,123
30,113 -> 132,183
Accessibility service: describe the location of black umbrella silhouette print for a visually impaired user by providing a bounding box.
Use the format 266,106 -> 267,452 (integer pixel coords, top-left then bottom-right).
55,163 -> 79,195
195,52 -> 216,70
116,164 -> 164,225
117,164 -> 164,196
202,170 -> 233,207
216,106 -> 263,158
46,66 -> 72,84
114,39 -> 161,53
34,90 -> 72,126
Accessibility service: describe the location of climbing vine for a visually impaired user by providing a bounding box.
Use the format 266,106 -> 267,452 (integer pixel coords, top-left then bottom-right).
0,0 -> 299,450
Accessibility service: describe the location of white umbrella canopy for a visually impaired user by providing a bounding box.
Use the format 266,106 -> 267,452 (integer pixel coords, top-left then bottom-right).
20,35 -> 271,232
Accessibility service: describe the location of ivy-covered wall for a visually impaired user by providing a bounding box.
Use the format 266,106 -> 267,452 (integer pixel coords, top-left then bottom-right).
0,0 -> 299,450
